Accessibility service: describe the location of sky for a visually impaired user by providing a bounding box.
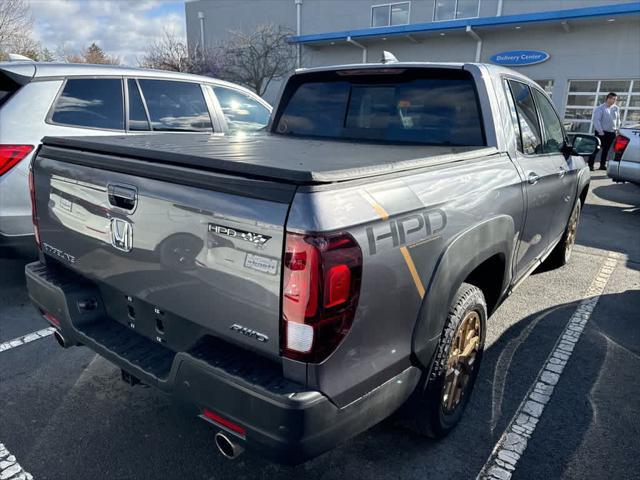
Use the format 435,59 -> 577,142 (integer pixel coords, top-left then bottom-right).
28,0 -> 187,66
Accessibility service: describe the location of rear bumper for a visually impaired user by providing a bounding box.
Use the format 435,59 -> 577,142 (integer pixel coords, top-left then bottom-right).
25,260 -> 420,464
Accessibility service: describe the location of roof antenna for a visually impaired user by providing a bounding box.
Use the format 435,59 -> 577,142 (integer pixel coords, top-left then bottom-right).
8,53 -> 34,62
380,51 -> 398,64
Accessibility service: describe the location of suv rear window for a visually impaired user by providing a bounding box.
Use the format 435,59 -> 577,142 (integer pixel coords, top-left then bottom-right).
274,69 -> 485,146
51,78 -> 124,130
0,75 -> 21,107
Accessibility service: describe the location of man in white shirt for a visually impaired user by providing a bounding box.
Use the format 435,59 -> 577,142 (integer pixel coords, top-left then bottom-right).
590,92 -> 620,171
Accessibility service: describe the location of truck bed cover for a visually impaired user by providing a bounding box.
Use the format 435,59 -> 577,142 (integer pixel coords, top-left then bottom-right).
41,133 -> 497,185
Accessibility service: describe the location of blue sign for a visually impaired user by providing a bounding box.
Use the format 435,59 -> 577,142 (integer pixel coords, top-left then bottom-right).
490,50 -> 550,66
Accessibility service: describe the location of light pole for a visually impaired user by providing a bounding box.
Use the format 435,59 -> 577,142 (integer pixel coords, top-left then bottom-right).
198,11 -> 206,55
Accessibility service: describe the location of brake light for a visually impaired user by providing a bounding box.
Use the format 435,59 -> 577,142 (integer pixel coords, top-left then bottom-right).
282,232 -> 362,362
0,144 -> 33,177
613,134 -> 630,158
29,167 -> 41,248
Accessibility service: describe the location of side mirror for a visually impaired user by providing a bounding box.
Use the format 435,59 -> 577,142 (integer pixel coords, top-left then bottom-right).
566,133 -> 601,157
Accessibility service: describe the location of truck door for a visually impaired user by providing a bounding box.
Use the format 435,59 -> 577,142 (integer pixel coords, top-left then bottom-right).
530,87 -> 576,243
505,80 -> 567,276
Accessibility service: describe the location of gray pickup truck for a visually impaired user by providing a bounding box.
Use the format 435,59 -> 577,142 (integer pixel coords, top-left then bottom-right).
25,62 -> 599,463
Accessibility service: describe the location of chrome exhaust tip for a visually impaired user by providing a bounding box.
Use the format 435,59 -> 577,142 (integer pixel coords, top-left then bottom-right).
53,330 -> 68,348
214,432 -> 244,460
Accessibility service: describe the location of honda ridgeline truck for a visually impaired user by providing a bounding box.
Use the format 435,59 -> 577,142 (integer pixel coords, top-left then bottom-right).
25,63 -> 599,463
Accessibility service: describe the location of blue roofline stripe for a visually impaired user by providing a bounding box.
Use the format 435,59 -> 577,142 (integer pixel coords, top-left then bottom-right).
289,2 -> 640,44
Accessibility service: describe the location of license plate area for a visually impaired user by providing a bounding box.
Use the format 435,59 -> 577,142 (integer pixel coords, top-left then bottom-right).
97,283 -> 207,352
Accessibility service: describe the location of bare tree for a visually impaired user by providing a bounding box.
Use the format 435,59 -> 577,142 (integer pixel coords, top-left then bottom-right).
65,42 -> 120,65
0,0 -> 47,61
139,29 -> 221,77
139,29 -> 193,72
217,24 -> 296,96
0,0 -> 32,47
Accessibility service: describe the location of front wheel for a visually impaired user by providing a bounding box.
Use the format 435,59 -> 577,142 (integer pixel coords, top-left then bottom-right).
409,283 -> 487,438
544,200 -> 581,269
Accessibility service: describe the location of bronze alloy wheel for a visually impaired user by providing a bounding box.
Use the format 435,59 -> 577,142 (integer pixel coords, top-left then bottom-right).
564,203 -> 580,262
441,310 -> 481,413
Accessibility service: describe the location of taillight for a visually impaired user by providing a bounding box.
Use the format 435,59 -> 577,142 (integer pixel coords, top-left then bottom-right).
282,232 -> 362,363
29,166 -> 41,248
0,144 -> 34,177
613,134 -> 630,160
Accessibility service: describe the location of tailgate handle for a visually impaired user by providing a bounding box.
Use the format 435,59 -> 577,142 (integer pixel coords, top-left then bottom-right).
108,184 -> 137,211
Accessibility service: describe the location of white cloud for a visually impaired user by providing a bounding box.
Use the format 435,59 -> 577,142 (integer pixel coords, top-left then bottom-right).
28,0 -> 186,66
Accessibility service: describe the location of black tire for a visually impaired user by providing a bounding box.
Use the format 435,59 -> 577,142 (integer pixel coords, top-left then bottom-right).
409,283 -> 487,438
544,200 -> 581,270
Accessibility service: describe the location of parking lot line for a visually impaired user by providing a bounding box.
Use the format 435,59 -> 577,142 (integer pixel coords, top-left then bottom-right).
0,328 -> 55,354
477,251 -> 619,480
0,443 -> 33,480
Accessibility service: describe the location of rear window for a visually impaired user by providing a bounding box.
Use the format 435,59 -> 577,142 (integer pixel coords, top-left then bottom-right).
274,69 -> 485,146
51,78 -> 124,130
138,79 -> 213,132
0,75 -> 21,107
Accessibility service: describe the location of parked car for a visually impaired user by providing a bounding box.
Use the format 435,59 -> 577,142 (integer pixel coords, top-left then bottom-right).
0,62 -> 271,246
26,62 -> 598,464
607,124 -> 640,184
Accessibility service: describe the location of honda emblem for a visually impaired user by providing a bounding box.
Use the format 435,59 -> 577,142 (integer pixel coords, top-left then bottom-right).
110,218 -> 133,252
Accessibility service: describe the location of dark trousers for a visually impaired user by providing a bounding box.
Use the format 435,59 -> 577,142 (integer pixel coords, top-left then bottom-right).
590,131 -> 616,169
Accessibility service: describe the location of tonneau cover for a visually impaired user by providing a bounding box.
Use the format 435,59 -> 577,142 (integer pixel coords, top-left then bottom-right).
41,133 -> 497,185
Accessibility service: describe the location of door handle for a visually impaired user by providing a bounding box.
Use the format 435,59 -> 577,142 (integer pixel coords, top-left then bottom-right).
558,167 -> 567,178
108,184 -> 137,211
527,172 -> 540,185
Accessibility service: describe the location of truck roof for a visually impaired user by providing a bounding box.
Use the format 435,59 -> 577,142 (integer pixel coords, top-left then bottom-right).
41,133 -> 497,185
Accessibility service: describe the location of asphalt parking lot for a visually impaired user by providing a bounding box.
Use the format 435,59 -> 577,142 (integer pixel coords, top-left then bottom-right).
1,172 -> 639,480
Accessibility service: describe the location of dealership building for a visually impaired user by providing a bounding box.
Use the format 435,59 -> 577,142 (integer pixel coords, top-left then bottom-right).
186,0 -> 640,132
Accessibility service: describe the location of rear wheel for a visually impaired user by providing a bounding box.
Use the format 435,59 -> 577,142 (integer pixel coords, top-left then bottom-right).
544,200 -> 581,269
409,283 -> 486,437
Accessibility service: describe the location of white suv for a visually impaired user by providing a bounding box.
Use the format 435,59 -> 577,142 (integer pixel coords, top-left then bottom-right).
0,62 -> 272,246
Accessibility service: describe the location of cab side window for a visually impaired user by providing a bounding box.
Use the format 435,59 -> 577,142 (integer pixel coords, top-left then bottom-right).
532,88 -> 565,154
508,80 -> 543,155
212,86 -> 270,131
503,79 -> 523,152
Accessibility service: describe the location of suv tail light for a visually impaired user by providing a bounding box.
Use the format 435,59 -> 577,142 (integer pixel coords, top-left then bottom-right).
613,134 -> 630,160
29,166 -> 41,248
0,144 -> 33,177
282,232 -> 362,363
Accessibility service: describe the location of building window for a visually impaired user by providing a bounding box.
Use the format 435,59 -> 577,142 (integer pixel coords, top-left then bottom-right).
371,2 -> 410,27
434,0 -> 480,21
534,80 -> 554,99
564,79 -> 640,132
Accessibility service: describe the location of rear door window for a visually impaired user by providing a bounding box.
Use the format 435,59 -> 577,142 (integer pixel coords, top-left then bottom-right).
275,69 -> 485,146
531,88 -> 565,154
212,86 -> 270,131
127,79 -> 150,131
51,78 -> 124,130
137,79 -> 213,131
508,80 -> 543,155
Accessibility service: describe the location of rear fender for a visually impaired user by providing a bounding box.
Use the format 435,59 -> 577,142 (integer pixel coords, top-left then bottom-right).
412,215 -> 514,369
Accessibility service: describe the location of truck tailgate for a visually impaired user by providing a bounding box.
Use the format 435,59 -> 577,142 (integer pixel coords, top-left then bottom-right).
33,145 -> 295,360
